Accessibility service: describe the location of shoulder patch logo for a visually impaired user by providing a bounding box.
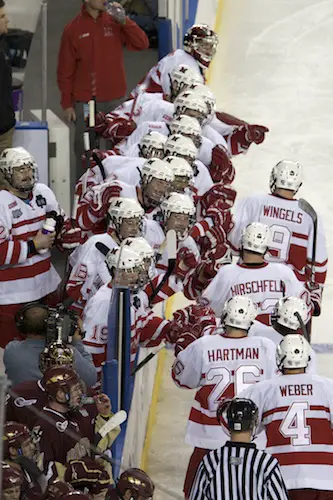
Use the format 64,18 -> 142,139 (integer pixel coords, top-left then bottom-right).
12,209 -> 23,219
35,195 -> 47,208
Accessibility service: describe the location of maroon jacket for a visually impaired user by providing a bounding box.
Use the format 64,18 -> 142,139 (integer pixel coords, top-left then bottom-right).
57,5 -> 149,109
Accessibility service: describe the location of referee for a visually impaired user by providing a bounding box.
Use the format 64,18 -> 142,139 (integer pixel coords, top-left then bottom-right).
189,398 -> 289,500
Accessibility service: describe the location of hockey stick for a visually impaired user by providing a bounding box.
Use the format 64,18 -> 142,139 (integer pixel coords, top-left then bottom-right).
94,410 -> 127,445
298,198 -> 318,284
131,341 -> 166,376
148,229 -> 177,305
294,311 -> 310,343
92,152 -> 106,181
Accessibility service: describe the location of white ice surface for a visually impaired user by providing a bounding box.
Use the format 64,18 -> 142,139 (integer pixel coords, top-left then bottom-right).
148,0 -> 333,497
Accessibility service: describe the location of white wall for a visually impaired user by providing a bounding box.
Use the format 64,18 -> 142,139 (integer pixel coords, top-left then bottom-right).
195,0 -> 219,28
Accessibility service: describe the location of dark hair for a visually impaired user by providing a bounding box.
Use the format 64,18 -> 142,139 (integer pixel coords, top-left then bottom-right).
23,305 -> 48,335
0,1 -> 5,8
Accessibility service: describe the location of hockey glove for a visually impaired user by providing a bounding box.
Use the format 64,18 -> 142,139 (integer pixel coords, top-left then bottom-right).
200,183 -> 237,213
306,281 -> 323,317
174,246 -> 199,279
230,124 -> 269,154
85,111 -> 107,135
103,116 -> 137,144
64,457 -> 110,494
209,144 -> 236,184
90,181 -> 122,218
174,323 -> 203,356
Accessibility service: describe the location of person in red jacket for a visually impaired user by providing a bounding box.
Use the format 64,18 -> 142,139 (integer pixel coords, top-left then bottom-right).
57,0 -> 149,178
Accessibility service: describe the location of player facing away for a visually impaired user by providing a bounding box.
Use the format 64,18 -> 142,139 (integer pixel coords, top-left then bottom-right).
171,295 -> 277,498
228,159 -> 328,286
190,398 -> 289,500
238,334 -> 333,500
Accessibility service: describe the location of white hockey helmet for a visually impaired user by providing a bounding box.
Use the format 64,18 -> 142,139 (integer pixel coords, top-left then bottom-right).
169,115 -> 202,148
183,24 -> 219,69
221,296 -> 258,331
108,197 -> 144,239
186,83 -> 216,115
164,134 -> 198,165
123,237 -> 155,279
241,223 -> 271,254
164,156 -> 194,193
0,146 -> 38,192
270,160 -> 303,194
141,158 -> 174,207
169,64 -> 203,100
161,192 -> 196,240
138,131 -> 167,159
272,296 -> 309,332
276,334 -> 311,371
105,246 -> 145,291
174,91 -> 210,125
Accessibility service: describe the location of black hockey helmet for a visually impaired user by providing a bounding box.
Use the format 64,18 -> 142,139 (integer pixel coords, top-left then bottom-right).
217,398 -> 259,434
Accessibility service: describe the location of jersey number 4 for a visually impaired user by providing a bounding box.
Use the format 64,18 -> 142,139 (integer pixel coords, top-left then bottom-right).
279,401 -> 311,446
207,365 -> 261,410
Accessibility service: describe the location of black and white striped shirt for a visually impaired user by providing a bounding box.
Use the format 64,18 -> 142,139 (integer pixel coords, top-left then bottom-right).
189,441 -> 289,500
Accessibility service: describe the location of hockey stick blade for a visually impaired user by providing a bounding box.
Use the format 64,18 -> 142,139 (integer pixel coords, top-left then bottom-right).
96,242 -> 111,256
95,410 -> 127,443
131,342 -> 166,376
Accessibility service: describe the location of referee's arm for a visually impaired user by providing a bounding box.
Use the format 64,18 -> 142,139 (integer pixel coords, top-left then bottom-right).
189,460 -> 211,500
266,462 -> 289,500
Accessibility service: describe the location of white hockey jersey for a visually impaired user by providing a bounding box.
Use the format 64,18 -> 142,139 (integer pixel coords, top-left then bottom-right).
83,284 -> 169,374
0,184 -> 61,304
172,333 -> 276,448
228,193 -> 328,284
239,373 -> 333,491
202,262 -> 307,326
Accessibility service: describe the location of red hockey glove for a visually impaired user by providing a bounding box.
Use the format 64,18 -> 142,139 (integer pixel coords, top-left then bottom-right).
175,323 -> 203,356
185,303 -> 216,330
165,319 -> 184,344
197,244 -> 232,282
85,111 -> 107,135
103,116 -> 137,144
230,124 -> 269,154
209,144 -> 236,184
246,124 -> 269,145
200,183 -> 237,213
199,225 -> 227,255
175,247 -> 199,279
305,281 -> 323,317
90,181 -> 122,218
57,219 -> 87,251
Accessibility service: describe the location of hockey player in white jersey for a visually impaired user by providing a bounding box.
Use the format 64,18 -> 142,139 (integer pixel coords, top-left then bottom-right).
76,158 -> 174,231
0,147 -> 83,347
198,224 -> 317,332
171,295 -> 277,498
229,160 -> 328,287
238,334 -> 333,499
67,197 -> 164,310
83,245 -> 186,377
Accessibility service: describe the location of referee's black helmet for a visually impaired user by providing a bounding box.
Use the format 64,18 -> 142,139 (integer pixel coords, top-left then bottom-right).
217,398 -> 259,433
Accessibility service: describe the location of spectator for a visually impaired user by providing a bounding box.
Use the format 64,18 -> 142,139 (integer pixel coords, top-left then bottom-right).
57,0 -> 149,178
4,303 -> 97,387
0,0 -> 15,153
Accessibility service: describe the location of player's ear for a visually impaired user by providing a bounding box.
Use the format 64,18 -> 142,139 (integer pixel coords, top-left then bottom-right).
8,445 -> 17,458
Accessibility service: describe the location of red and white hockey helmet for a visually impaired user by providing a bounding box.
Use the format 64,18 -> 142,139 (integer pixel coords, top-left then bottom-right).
272,296 -> 309,332
186,82 -> 216,115
169,115 -> 202,148
161,192 -> 196,240
123,237 -> 155,279
139,131 -> 167,159
0,146 -> 38,192
241,222 -> 271,254
221,296 -> 258,331
183,24 -> 219,69
169,64 -> 203,99
105,246 -> 146,291
270,159 -> 303,194
164,134 -> 198,165
276,334 -> 311,370
141,158 -> 174,208
108,197 -> 144,239
174,91 -> 210,125
141,158 -> 174,184
164,156 -> 194,193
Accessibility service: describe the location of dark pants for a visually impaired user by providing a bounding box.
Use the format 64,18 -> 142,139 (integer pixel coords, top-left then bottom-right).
184,447 -> 210,499
74,98 -> 124,181
289,490 -> 333,500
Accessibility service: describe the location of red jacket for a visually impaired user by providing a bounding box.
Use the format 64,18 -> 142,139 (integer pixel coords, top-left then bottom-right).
57,5 -> 149,109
